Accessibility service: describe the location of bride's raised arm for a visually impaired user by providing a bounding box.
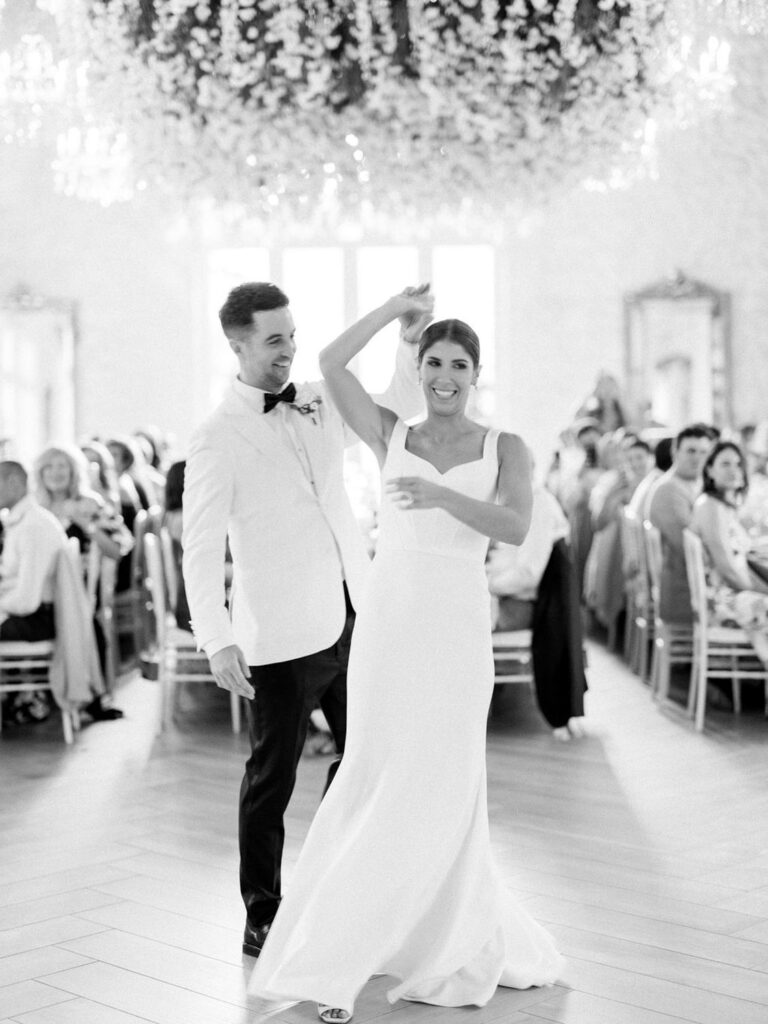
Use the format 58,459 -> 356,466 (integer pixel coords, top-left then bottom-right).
319,289 -> 434,466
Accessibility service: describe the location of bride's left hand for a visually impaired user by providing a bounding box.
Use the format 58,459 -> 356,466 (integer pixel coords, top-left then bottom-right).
385,476 -> 446,510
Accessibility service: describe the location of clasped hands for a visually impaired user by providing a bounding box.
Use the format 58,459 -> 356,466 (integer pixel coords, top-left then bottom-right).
386,476 -> 446,511
395,283 -> 434,344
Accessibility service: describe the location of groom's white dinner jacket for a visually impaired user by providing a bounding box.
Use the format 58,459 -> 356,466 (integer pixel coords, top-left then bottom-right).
183,343 -> 422,666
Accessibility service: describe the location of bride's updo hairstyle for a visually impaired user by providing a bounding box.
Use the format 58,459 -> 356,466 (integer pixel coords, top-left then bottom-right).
417,319 -> 480,368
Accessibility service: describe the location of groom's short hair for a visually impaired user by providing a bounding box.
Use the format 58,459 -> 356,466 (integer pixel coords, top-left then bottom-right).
219,282 -> 289,331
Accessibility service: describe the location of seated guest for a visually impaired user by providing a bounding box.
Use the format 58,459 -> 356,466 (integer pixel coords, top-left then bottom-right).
81,439 -> 123,512
487,473 -> 570,630
107,435 -> 158,511
0,461 -> 65,723
97,437 -> 145,593
648,424 -> 713,623
35,444 -> 131,719
583,433 -> 633,639
556,418 -> 602,600
693,441 -> 768,665
624,437 -> 653,497
132,429 -> 167,508
0,460 -> 65,639
35,445 -> 131,568
627,436 -> 673,522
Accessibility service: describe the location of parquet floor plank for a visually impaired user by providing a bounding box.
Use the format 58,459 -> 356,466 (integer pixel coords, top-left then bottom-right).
519,893 -> 768,971
0,980 -> 74,1019
12,996 -> 156,1023
0,917 -> 107,958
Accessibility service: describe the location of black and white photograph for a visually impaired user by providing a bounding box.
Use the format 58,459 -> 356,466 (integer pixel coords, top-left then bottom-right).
1,2 -> 768,1022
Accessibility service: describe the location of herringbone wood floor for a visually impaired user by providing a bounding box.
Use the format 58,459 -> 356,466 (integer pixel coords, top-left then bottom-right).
1,642 -> 768,1024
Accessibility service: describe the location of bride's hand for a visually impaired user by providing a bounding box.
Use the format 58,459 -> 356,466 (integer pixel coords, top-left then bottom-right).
393,284 -> 434,344
385,475 -> 445,510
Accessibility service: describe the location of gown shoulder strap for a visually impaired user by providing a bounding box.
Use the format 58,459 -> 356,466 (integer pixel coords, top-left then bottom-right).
483,427 -> 502,463
388,417 -> 409,452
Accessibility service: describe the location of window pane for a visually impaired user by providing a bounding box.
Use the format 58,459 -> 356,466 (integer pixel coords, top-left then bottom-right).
283,247 -> 345,383
356,246 -> 419,390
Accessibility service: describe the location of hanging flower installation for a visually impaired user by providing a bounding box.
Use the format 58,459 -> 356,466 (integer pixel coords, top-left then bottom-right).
2,0 -> 765,221
49,0 -> 674,219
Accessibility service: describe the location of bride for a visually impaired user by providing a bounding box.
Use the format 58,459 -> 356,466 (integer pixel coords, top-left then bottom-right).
248,290 -> 564,1023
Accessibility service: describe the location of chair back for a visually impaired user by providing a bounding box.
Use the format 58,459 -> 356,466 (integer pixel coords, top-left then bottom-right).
142,533 -> 167,647
643,521 -> 662,606
159,527 -> 178,612
129,509 -> 149,590
84,541 -> 102,613
620,507 -> 640,570
683,528 -> 707,624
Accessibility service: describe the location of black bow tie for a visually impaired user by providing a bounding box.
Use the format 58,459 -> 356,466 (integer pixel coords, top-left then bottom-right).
263,383 -> 296,413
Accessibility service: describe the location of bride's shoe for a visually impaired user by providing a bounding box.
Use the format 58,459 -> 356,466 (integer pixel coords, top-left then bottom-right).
317,1004 -> 352,1023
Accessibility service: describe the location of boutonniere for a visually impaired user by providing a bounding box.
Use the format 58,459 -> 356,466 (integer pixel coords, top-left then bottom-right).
291,385 -> 323,423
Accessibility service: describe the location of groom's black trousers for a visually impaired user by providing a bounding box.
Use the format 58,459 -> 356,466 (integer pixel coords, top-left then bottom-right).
239,585 -> 354,928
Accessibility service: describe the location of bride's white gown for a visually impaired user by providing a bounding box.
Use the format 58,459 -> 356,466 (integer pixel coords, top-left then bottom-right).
249,420 -> 564,1013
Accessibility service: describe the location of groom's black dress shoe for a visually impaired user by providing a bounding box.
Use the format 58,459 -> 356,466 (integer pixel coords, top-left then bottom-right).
243,921 -> 271,958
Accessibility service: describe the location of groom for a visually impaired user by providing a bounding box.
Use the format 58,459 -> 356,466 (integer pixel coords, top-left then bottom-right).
183,281 -> 429,958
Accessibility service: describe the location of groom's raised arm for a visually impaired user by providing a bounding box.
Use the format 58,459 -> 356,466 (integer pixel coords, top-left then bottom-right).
370,333 -> 423,422
182,427 -> 236,659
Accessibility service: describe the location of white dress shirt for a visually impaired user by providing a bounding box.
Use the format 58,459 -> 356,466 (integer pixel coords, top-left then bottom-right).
0,495 -> 66,624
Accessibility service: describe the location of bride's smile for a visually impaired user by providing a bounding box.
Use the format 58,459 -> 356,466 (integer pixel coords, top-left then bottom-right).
421,339 -> 479,414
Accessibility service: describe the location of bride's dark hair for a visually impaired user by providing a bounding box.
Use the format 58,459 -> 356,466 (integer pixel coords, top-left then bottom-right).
418,319 -> 480,368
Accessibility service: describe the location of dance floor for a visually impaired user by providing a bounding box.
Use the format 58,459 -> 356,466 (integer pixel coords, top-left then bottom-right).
1,642 -> 768,1023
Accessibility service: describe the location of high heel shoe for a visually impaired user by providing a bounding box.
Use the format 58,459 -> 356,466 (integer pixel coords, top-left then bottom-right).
317,1005 -> 352,1023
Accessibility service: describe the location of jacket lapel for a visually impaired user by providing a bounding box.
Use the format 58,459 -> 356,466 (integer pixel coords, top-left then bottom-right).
223,386 -> 316,496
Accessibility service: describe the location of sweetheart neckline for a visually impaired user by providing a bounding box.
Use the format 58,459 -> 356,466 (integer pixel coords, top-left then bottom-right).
401,428 -> 492,477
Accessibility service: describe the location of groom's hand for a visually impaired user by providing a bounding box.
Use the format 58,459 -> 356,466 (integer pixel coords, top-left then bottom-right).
209,645 -> 254,699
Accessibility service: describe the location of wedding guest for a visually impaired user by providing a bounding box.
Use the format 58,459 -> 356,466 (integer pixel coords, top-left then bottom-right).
574,372 -> 628,434
692,441 -> 768,665
583,433 -> 633,641
0,461 -> 65,723
81,439 -> 122,511
35,444 -> 131,581
97,437 -> 147,594
133,426 -> 167,505
182,281 -> 428,961
624,437 -> 653,495
487,467 -> 569,631
34,444 -> 129,720
134,423 -> 169,474
558,418 -> 602,600
648,424 -> 714,623
627,436 -> 673,522
106,435 -> 157,511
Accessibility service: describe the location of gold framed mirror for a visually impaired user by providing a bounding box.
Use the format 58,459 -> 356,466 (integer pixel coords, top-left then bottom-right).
623,271 -> 731,434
